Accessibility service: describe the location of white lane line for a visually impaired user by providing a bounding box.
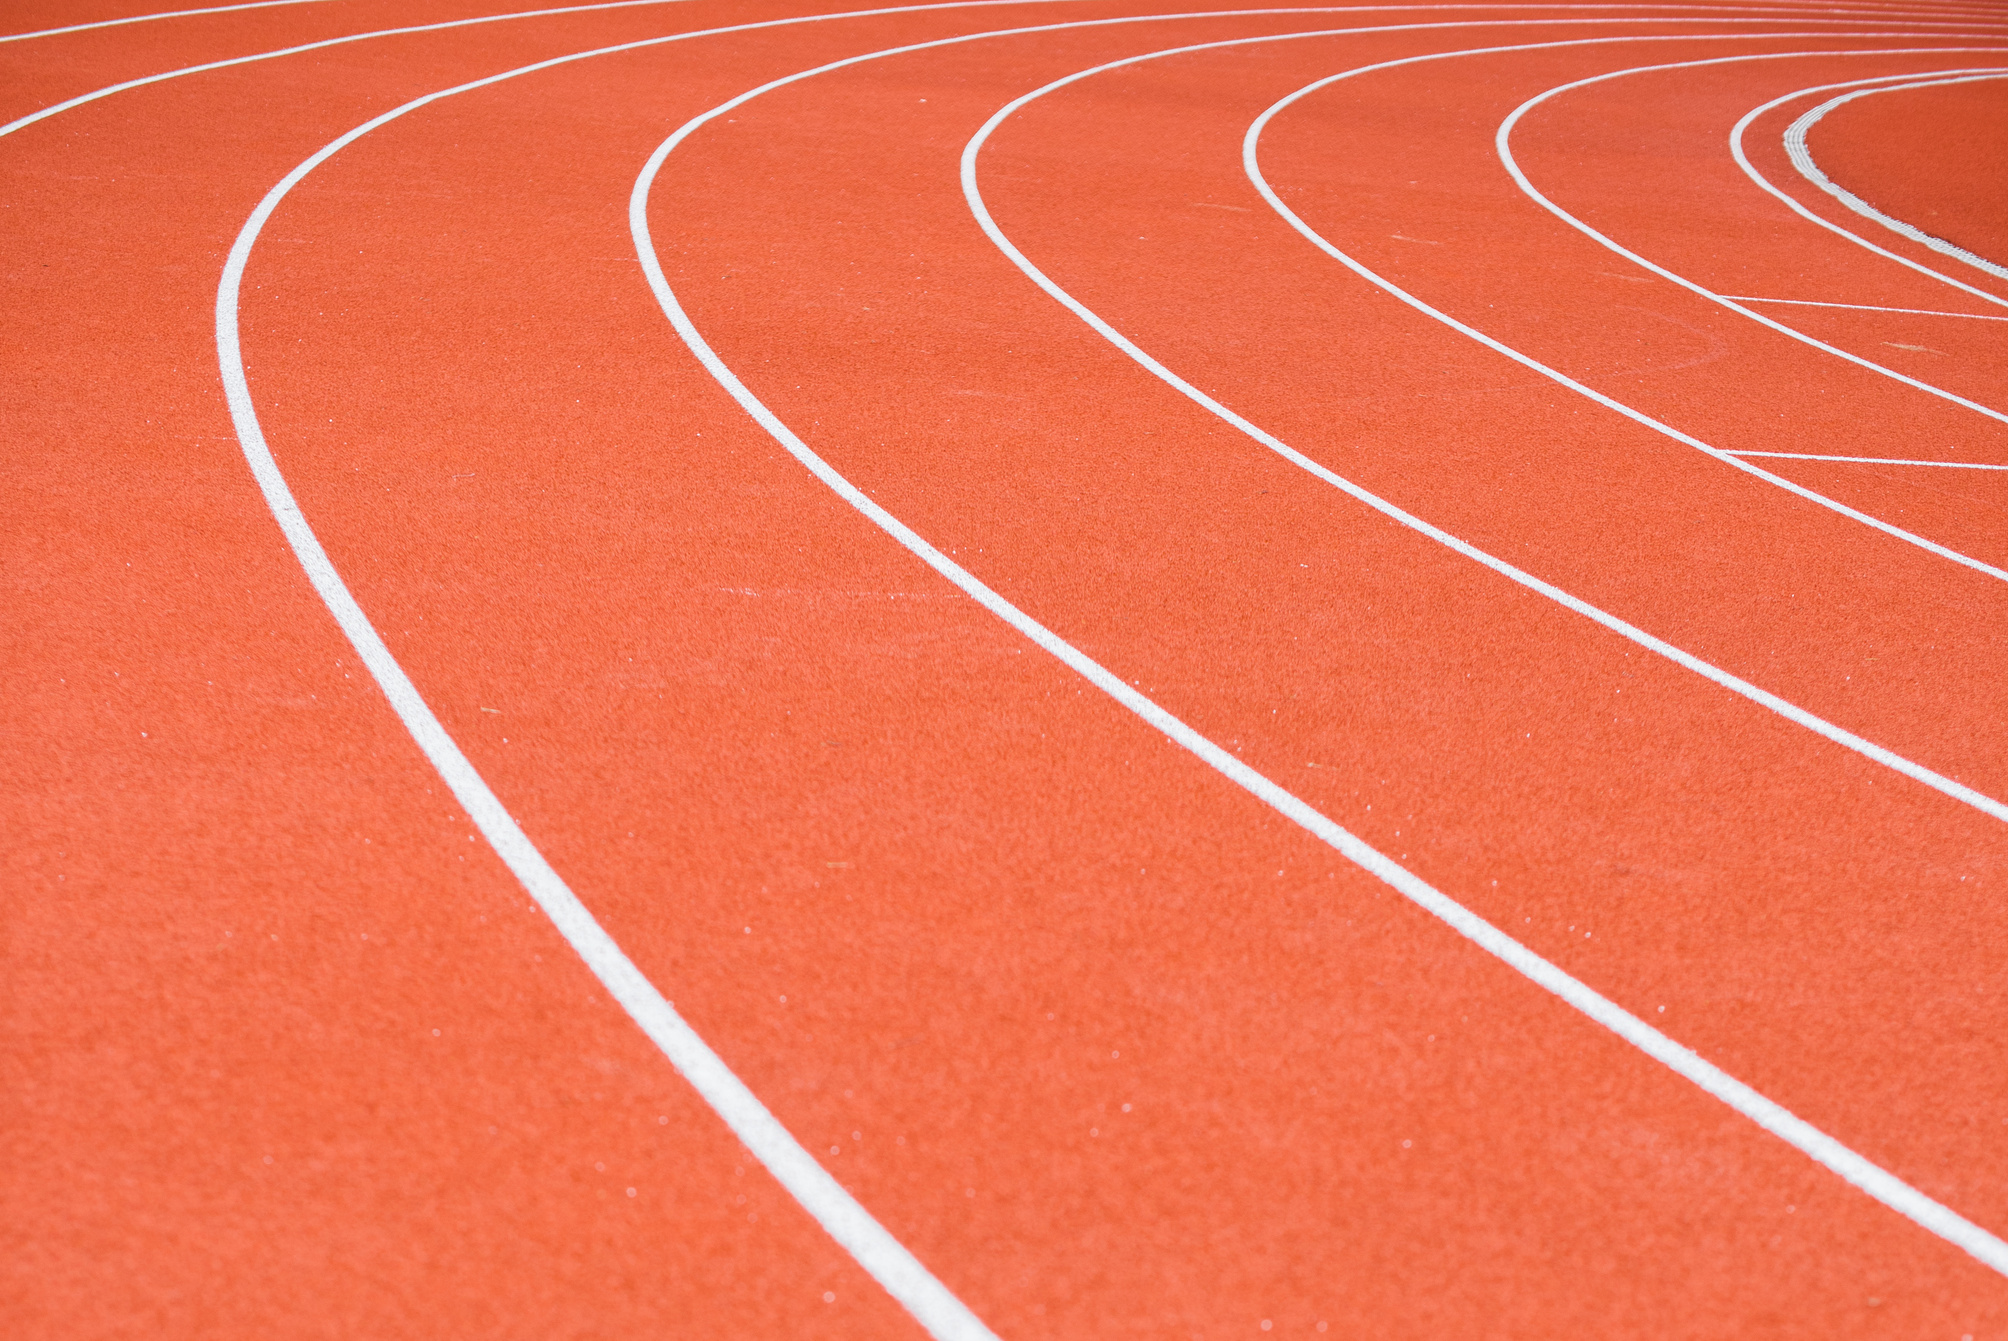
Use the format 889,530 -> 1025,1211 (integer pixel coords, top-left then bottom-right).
1730,450 -> 2008,467
0,0 -> 338,43
1786,72 -> 2008,280
4,1 -> 1997,141
1497,56 -> 2008,426
208,8 -> 1758,1337
1240,40 -> 2008,583
1721,294 -> 2008,318
966,28 -> 2008,826
1732,72 -> 2008,307
633,22 -> 2008,1282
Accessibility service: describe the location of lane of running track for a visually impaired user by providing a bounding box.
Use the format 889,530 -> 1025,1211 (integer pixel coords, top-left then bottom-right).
2,1 -> 344,34
9,2 -> 2008,1338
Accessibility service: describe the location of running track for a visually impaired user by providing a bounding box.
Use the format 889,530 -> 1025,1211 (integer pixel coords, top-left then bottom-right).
5,1 -> 2007,1336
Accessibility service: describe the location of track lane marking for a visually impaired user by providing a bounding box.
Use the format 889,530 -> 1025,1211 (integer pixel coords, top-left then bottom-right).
1721,293 -> 2008,317
635,16 -> 2008,1281
1729,450 -> 2008,467
1732,72 -> 2008,307
1498,55 -> 2008,425
1785,71 -> 2008,280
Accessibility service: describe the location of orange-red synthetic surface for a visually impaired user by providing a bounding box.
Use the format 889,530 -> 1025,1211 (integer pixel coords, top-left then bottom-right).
5,2 -> 2007,1338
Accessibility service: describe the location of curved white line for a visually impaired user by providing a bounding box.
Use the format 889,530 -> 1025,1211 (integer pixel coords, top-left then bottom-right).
1733,73 -> 2008,306
203,6 -> 1827,1335
5,1 -> 2001,142
1728,450 -> 2008,466
1497,56 -> 2008,425
633,19 -> 2008,1281
1240,43 -> 2008,583
0,0 -> 338,43
1786,72 -> 2008,279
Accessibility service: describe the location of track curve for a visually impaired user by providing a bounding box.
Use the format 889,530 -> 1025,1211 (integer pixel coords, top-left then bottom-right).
10,2 -> 2008,1337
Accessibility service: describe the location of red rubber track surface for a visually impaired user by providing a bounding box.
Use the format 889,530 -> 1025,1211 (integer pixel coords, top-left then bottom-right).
5,2 -> 2007,1338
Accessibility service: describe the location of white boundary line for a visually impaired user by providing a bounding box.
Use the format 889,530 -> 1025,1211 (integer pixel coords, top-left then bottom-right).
1730,450 -> 2008,466
1233,40 -> 2008,582
1785,72 -> 2008,279
630,15 -> 2008,1279
963,29 -> 2008,822
1721,293 -> 2008,317
1497,56 -> 2008,425
204,6 -> 1875,1336
1731,72 -> 2008,307
0,0 -> 338,43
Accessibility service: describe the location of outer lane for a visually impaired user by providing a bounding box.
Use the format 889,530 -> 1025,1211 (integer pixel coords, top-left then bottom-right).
226,6 -> 2007,1337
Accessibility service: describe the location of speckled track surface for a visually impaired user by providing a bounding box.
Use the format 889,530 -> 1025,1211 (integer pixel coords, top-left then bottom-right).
6,1 -> 2008,1336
